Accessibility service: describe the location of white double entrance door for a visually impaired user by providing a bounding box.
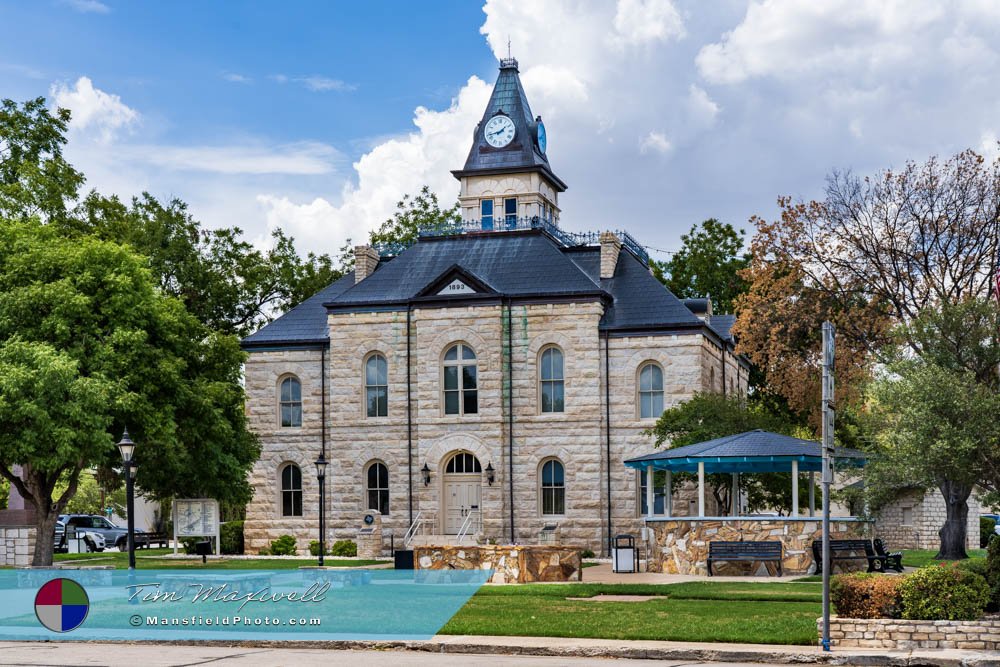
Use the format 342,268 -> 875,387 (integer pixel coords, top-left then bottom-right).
443,474 -> 482,534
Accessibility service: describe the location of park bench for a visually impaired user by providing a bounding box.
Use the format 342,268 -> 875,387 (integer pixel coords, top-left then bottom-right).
707,540 -> 783,576
873,538 -> 904,572
811,539 -> 895,573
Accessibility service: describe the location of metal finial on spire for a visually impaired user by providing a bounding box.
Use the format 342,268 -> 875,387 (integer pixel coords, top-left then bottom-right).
507,35 -> 511,59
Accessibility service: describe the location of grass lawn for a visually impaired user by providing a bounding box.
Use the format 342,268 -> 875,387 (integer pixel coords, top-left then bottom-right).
443,581 -> 822,645
901,548 -> 986,568
52,549 -> 387,569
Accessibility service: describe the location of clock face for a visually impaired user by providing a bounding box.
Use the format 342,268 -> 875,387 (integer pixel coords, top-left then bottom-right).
484,115 -> 515,148
537,121 -> 547,154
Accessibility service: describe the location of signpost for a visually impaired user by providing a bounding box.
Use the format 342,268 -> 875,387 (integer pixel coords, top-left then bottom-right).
821,321 -> 835,652
172,499 -> 220,556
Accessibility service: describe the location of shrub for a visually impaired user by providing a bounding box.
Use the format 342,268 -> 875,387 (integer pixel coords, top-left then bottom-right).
985,534 -> 1000,612
268,535 -> 298,556
179,537 -> 199,555
330,539 -> 357,557
220,521 -> 244,555
982,517 -> 997,548
831,573 -> 903,619
900,564 -> 990,620
580,549 -> 596,559
308,540 -> 329,557
258,546 -> 270,555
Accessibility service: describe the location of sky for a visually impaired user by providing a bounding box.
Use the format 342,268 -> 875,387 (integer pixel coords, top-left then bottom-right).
2,0 -> 1000,260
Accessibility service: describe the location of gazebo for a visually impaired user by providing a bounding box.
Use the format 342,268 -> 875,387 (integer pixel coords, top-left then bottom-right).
624,430 -> 870,575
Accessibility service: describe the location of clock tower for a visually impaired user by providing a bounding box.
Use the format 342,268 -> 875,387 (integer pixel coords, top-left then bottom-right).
452,57 -> 567,229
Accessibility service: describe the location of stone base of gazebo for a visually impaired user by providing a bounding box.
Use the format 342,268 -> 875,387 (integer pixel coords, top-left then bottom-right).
645,517 -> 873,575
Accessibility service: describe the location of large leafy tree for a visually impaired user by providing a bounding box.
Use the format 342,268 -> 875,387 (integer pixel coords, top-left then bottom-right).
653,219 -> 749,314
0,222 -> 259,564
736,149 -> 1000,556
368,185 -> 460,252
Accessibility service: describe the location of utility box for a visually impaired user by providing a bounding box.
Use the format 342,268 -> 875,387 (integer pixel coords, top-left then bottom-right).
611,534 -> 638,573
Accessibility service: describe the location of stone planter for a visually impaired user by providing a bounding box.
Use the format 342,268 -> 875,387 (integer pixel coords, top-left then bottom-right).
821,616 -> 1000,650
413,544 -> 582,583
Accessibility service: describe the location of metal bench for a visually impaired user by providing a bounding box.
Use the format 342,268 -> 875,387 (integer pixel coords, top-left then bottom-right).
811,539 -> 890,573
873,538 -> 904,572
707,541 -> 783,576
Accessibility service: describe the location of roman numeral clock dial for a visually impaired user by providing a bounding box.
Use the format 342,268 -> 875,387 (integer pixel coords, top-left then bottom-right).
484,114 -> 515,148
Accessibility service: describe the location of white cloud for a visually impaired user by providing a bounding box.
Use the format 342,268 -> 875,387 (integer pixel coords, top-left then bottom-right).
295,76 -> 356,93
612,0 -> 685,46
51,76 -> 138,142
222,73 -> 252,84
124,142 -> 341,175
62,0 -> 110,14
686,85 -> 719,125
640,131 -> 672,154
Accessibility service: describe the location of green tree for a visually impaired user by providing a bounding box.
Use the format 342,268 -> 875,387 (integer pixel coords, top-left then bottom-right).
648,393 -> 810,513
367,185 -> 460,254
0,222 -> 259,564
654,219 -> 749,314
867,361 -> 999,560
0,98 -> 84,223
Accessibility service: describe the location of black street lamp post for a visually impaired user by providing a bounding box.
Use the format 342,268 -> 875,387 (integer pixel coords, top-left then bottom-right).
116,429 -> 137,571
315,454 -> 328,567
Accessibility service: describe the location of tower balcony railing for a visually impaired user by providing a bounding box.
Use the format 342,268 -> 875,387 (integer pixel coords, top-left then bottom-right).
375,216 -> 650,265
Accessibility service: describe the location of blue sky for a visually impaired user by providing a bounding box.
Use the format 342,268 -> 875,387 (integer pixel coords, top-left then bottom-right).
2,1 -> 999,260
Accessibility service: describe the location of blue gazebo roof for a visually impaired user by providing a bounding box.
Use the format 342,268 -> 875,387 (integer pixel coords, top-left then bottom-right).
624,430 -> 867,474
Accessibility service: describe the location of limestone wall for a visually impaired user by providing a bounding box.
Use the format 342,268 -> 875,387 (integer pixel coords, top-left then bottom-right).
646,518 -> 872,575
875,488 -> 980,550
0,526 -> 35,567
823,617 -> 1000,650
414,544 -> 582,583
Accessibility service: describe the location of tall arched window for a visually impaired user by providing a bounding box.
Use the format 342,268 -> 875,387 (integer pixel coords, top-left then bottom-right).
280,463 -> 302,517
365,462 -> 389,515
539,346 -> 564,413
365,353 -> 388,417
540,459 -> 565,515
638,363 -> 664,419
443,343 -> 477,415
279,376 -> 302,427
445,452 -> 482,473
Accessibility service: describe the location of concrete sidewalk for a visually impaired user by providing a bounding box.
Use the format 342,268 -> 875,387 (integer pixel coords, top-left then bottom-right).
2,635 -> 997,666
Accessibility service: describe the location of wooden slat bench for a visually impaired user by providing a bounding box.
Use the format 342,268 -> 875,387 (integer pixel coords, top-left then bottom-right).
811,539 -> 892,573
707,541 -> 783,576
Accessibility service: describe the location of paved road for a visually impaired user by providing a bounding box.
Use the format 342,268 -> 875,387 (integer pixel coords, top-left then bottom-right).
0,642 -> 787,666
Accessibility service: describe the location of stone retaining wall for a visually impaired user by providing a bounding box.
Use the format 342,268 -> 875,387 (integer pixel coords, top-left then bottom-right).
0,526 -> 36,567
646,518 -> 872,575
821,617 -> 1000,650
413,544 -> 581,584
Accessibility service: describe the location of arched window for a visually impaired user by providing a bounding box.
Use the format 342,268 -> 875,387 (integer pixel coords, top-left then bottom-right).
540,459 -> 565,515
445,452 -> 482,474
365,353 -> 388,417
539,346 -> 564,413
279,376 -> 302,427
638,363 -> 664,419
280,463 -> 302,517
443,343 -> 477,415
365,462 -> 389,515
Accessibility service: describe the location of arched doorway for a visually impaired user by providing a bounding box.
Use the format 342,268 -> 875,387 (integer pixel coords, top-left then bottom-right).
442,452 -> 482,534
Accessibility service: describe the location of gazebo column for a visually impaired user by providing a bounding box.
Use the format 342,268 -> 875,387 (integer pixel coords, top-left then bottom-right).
791,460 -> 799,517
665,471 -> 672,517
697,461 -> 705,517
809,471 -> 816,517
645,465 -> 655,519
731,472 -> 739,516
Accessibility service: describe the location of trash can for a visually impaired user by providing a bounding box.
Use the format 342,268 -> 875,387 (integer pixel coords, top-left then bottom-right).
394,549 -> 414,570
611,534 -> 638,573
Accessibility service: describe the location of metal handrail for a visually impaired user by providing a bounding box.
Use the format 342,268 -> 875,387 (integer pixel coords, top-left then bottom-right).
456,508 -> 481,542
403,511 -> 430,548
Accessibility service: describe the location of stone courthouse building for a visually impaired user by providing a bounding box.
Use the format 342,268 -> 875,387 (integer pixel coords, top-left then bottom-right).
241,58 -> 749,554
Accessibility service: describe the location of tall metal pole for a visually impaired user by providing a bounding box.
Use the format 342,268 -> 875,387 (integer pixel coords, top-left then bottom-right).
821,321 -> 835,652
126,461 -> 136,570
318,474 -> 326,567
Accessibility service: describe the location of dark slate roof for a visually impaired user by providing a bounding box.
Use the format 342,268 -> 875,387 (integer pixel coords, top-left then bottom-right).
451,59 -> 566,191
624,430 -> 866,474
328,232 -> 602,306
709,314 -> 736,342
565,247 -> 704,331
241,272 -> 355,348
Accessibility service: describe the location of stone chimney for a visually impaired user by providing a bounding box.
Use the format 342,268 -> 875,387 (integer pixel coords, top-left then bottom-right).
599,232 -> 622,279
354,245 -> 379,284
683,297 -> 714,323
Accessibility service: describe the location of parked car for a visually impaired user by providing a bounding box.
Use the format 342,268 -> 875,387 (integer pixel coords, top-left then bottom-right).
54,514 -> 146,551
53,519 -> 106,553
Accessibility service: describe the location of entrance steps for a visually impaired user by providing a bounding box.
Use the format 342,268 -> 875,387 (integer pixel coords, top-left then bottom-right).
407,534 -> 480,548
